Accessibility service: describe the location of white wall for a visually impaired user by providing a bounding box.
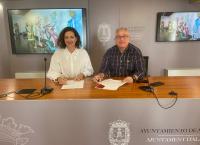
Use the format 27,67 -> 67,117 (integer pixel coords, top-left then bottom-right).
0,0 -> 200,77
0,0 -> 88,78
89,0 -> 200,76
0,2 -> 11,78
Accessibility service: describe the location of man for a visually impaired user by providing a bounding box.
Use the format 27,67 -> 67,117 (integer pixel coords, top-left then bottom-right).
93,27 -> 144,83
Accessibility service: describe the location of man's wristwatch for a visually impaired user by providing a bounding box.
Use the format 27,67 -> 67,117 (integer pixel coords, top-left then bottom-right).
132,75 -> 138,82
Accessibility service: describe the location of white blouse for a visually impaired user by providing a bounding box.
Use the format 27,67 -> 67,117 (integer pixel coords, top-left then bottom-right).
47,48 -> 94,80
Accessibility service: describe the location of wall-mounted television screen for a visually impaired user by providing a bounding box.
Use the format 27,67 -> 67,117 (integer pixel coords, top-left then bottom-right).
8,8 -> 87,54
156,12 -> 200,42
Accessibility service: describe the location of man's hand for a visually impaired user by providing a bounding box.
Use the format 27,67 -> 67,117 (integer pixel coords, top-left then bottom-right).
74,73 -> 85,81
93,73 -> 104,82
123,76 -> 133,83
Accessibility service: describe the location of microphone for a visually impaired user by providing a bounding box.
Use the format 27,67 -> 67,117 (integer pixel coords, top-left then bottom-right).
138,76 -> 153,92
41,57 -> 53,95
139,75 -> 164,92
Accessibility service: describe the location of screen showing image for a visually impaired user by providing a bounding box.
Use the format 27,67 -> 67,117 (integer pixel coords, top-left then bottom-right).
8,8 -> 87,54
156,12 -> 200,42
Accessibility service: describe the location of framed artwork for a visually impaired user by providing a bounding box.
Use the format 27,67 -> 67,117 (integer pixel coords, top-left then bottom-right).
156,12 -> 200,42
8,8 -> 87,54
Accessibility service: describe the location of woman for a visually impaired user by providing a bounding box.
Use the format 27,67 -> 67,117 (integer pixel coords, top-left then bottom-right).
47,27 -> 94,85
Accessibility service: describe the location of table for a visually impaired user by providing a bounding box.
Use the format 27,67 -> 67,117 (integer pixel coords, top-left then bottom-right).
0,76 -> 200,100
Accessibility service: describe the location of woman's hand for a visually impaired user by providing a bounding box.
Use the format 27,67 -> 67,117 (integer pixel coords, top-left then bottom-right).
57,77 -> 68,85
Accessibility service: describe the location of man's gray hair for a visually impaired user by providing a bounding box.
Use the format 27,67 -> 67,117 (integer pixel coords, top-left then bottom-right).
115,27 -> 129,34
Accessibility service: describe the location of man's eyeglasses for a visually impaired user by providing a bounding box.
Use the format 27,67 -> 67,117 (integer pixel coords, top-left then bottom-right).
115,35 -> 129,40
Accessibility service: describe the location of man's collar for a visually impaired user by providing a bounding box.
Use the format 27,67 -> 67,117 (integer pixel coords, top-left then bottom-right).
116,43 -> 130,54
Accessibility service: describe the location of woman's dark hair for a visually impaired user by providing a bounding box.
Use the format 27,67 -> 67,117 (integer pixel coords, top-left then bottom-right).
57,27 -> 81,48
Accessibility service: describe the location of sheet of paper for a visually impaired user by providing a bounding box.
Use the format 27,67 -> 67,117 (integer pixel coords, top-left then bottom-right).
97,79 -> 126,90
61,80 -> 84,89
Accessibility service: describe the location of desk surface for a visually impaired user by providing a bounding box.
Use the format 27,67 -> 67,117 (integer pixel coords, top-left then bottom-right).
0,76 -> 200,100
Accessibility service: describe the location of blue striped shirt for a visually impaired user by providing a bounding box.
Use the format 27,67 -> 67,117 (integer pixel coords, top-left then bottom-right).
99,43 -> 144,79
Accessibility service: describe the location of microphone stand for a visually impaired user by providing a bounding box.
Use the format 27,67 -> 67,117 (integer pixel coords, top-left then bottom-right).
41,57 -> 53,95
